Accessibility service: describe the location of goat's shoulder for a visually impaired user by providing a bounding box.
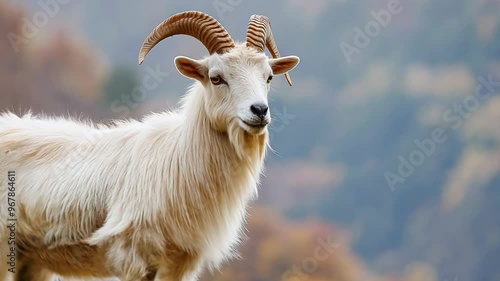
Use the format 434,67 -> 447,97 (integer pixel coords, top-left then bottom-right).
0,111 -> 97,136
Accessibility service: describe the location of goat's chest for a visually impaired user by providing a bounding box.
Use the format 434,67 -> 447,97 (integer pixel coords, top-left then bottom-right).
162,170 -> 257,266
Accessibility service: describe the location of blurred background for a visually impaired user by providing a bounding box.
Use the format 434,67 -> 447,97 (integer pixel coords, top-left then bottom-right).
2,0 -> 500,280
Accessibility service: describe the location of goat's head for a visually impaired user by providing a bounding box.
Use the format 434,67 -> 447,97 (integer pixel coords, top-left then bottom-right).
138,11 -> 300,135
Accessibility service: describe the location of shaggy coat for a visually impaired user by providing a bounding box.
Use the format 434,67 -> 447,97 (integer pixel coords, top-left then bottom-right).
0,85 -> 266,280
0,42 -> 298,281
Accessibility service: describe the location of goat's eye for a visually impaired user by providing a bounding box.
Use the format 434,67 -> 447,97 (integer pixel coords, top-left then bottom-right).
210,76 -> 223,85
267,75 -> 273,83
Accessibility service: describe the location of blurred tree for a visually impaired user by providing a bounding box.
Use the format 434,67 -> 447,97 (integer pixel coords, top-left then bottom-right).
0,1 -> 108,118
102,66 -> 140,105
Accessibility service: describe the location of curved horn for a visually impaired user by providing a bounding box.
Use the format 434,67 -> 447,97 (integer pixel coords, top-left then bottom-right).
246,15 -> 293,86
139,11 -> 235,64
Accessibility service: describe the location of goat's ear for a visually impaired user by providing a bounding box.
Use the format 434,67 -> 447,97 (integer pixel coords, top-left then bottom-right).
269,56 -> 300,75
175,56 -> 208,82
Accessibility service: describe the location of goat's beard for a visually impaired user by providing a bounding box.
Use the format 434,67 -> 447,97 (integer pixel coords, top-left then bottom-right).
227,119 -> 268,161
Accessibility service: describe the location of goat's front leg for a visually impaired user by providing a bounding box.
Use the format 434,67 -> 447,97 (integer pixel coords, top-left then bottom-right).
121,269 -> 156,281
133,268 -> 157,281
14,258 -> 53,281
104,238 -> 158,281
155,256 -> 202,281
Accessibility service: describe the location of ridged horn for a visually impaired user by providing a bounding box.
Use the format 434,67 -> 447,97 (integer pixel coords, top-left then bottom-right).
138,11 -> 235,64
246,15 -> 293,86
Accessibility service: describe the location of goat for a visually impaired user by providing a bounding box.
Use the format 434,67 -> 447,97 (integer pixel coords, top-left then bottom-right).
0,11 -> 299,281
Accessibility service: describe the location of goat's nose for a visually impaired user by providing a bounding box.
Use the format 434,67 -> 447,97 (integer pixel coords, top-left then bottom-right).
250,103 -> 269,118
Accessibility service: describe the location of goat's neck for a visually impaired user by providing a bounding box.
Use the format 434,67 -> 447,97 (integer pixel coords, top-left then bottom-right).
179,84 -> 268,169
151,85 -> 268,261
160,84 -> 267,228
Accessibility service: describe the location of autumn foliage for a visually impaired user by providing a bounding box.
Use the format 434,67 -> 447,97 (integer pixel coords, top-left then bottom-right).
0,1 -> 107,117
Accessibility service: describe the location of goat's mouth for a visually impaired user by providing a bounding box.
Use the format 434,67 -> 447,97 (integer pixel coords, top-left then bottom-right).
239,118 -> 269,134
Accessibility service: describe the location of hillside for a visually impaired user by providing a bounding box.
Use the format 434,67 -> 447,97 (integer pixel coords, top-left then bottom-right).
2,0 -> 500,280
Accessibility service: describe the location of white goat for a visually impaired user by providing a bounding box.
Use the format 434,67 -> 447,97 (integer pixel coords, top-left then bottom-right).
0,11 -> 299,281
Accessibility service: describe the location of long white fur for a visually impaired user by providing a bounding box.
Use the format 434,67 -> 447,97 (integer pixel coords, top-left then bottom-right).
0,44 -> 298,281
